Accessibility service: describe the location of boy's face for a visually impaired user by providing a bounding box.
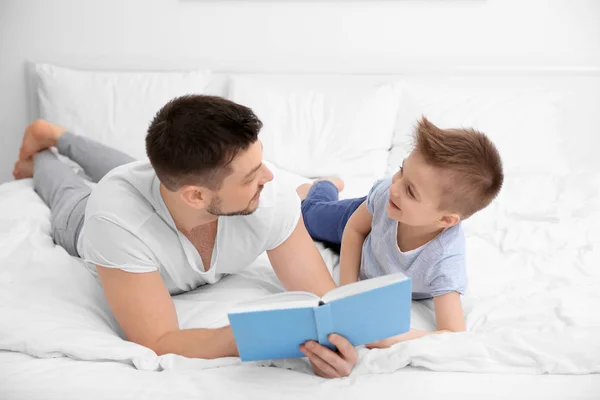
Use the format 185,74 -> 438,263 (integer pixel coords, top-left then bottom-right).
388,150 -> 459,228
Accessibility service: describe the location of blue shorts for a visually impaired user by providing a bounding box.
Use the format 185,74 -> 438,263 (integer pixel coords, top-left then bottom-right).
300,181 -> 366,253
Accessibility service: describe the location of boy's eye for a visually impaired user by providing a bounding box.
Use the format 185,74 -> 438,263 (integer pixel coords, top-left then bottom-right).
398,165 -> 403,174
407,185 -> 414,199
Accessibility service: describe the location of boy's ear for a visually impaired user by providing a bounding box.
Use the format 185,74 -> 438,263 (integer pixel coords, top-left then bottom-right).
439,213 -> 460,228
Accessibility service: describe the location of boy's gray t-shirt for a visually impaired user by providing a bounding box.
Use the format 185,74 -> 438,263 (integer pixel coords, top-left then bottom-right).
359,178 -> 468,300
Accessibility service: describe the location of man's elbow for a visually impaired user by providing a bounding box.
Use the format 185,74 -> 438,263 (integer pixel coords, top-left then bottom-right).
128,332 -> 174,357
151,341 -> 171,356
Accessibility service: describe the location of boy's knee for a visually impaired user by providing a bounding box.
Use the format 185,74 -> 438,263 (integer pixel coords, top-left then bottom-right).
300,198 -> 316,216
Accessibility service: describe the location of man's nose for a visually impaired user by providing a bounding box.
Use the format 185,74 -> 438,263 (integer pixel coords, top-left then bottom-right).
262,165 -> 274,183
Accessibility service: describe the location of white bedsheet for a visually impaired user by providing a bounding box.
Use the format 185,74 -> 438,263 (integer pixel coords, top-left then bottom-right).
1,171 -> 600,398
3,351 -> 600,400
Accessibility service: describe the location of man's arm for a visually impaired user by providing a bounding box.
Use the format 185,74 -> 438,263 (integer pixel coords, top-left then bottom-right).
339,201 -> 372,286
267,214 -> 359,378
96,266 -> 238,358
366,291 -> 466,348
267,214 -> 336,297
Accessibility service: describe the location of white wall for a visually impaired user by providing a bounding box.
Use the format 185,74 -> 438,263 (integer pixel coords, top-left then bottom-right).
1,0 -> 599,183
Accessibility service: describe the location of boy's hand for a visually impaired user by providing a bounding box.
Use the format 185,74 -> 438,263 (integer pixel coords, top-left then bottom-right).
367,292 -> 467,349
300,334 -> 358,378
365,329 -> 416,349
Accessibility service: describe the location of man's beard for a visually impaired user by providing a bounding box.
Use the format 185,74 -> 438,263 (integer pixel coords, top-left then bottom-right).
206,187 -> 263,217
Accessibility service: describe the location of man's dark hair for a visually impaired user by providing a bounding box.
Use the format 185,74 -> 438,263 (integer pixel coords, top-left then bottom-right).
146,95 -> 262,191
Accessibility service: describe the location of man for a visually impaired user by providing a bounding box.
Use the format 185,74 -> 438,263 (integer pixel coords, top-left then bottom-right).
13,95 -> 357,378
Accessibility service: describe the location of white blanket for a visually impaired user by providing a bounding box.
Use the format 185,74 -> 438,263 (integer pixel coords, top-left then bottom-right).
1,175 -> 600,377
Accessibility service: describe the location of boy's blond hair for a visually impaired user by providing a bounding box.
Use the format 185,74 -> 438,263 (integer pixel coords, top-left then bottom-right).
414,117 -> 503,218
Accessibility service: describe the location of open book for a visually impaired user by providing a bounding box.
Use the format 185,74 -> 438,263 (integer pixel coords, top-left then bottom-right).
228,273 -> 412,361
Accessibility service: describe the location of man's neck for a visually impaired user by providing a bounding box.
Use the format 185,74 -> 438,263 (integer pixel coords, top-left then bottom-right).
159,184 -> 217,234
396,222 -> 445,252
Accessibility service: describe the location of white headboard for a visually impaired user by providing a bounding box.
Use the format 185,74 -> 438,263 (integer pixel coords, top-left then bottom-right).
2,0 -> 599,182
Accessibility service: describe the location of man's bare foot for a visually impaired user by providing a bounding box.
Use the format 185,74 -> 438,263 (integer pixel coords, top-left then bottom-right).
296,177 -> 345,201
12,158 -> 34,180
19,120 -> 65,161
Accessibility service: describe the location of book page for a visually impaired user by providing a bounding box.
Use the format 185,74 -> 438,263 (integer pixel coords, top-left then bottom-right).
229,291 -> 320,313
322,272 -> 408,303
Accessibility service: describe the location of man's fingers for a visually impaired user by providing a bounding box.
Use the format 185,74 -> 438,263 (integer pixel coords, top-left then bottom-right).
329,334 -> 358,365
306,357 -> 326,378
301,345 -> 340,378
305,341 -> 352,377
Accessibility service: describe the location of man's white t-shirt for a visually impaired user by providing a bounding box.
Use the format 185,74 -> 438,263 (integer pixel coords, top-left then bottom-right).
77,160 -> 300,295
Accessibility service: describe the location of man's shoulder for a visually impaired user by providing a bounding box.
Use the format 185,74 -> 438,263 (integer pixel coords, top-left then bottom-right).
86,160 -> 158,224
95,159 -> 155,188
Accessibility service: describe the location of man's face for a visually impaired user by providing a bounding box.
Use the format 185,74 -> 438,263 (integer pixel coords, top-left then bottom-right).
388,150 -> 449,227
206,141 -> 274,217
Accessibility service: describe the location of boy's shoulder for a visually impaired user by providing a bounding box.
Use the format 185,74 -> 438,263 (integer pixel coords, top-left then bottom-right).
370,177 -> 392,195
428,223 -> 466,259
414,224 -> 466,275
417,224 -> 467,296
366,178 -> 392,214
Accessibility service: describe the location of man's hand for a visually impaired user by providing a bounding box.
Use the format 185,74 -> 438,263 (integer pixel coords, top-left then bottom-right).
299,334 -> 358,378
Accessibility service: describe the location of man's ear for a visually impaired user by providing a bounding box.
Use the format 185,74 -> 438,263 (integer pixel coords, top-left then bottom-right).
179,185 -> 210,210
439,213 -> 460,228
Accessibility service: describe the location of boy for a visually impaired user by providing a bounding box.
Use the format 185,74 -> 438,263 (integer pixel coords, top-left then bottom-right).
297,117 -> 503,348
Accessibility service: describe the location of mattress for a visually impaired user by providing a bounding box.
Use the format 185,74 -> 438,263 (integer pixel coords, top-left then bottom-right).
2,351 -> 599,400
1,168 -> 599,399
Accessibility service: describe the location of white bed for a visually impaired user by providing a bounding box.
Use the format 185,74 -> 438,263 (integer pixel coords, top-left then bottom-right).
1,65 -> 600,399
3,351 -> 600,400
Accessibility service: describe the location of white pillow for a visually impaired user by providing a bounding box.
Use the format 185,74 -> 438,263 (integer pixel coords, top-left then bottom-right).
35,64 -> 212,160
229,76 -> 400,179
388,82 -> 566,176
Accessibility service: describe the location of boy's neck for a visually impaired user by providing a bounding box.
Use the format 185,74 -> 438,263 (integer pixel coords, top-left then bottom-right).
396,222 -> 445,253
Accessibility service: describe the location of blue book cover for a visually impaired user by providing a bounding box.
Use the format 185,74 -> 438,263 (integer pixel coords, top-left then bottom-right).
228,273 -> 411,361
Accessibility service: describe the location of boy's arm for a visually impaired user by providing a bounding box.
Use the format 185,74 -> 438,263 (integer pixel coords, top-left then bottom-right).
366,291 -> 466,348
339,201 -> 373,286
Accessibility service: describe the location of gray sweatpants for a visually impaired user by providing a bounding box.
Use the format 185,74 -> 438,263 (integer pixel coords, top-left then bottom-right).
33,132 -> 134,257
